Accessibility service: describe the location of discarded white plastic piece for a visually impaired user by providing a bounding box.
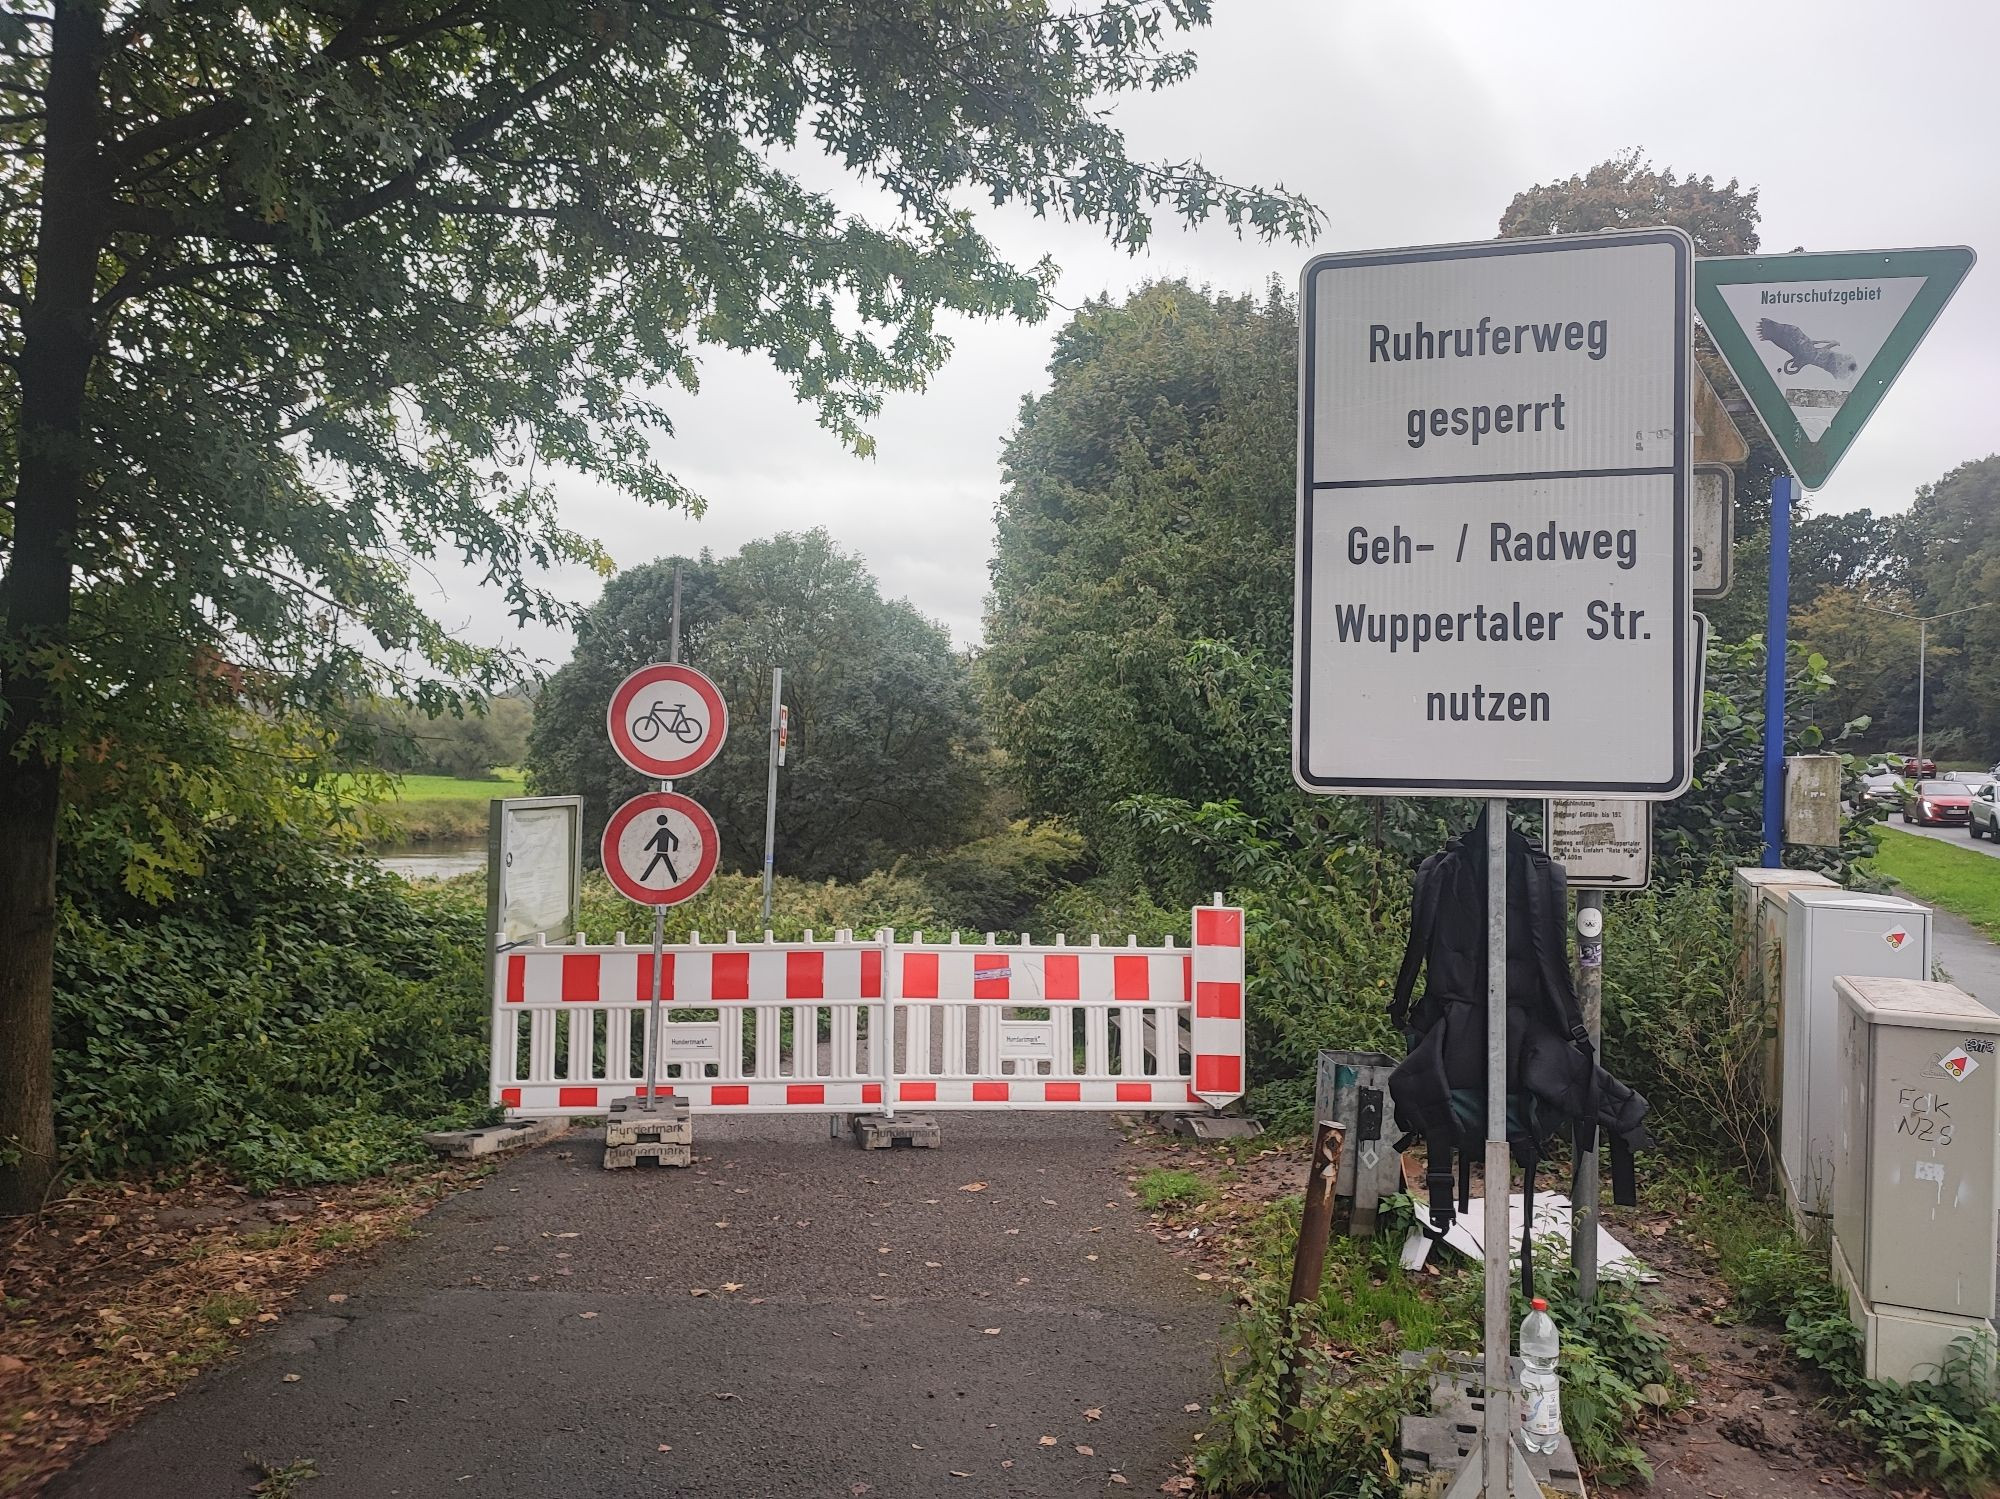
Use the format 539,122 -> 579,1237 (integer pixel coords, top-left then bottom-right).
1398,1191 -> 1651,1282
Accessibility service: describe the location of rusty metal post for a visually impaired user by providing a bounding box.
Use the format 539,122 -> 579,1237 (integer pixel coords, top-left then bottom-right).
1279,1120 -> 1346,1435
1287,1120 -> 1347,1308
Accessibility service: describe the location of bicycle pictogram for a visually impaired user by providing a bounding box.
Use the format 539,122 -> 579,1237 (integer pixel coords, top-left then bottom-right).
631,699 -> 703,746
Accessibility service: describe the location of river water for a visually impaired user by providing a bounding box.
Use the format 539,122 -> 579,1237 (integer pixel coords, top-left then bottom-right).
375,839 -> 488,881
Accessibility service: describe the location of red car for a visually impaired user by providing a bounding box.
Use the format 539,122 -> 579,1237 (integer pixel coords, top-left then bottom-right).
1902,780 -> 1971,826
1902,756 -> 1939,778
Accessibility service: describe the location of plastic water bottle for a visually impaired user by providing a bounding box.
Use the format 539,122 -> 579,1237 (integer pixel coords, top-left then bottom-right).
1519,1297 -> 1562,1454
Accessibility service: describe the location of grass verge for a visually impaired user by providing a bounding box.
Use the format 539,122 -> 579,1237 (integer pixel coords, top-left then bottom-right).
347,771 -> 524,846
1866,826 -> 2000,938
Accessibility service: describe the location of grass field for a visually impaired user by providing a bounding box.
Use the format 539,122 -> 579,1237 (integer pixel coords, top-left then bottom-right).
348,770 -> 524,845
1866,826 -> 2000,938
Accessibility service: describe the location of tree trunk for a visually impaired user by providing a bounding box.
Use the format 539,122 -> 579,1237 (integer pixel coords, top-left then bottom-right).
0,3 -> 103,1217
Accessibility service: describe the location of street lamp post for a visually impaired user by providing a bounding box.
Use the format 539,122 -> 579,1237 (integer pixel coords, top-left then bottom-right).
1859,599 -> 1998,765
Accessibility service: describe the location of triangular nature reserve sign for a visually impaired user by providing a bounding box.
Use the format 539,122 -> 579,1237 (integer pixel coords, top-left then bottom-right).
1695,247 -> 1974,490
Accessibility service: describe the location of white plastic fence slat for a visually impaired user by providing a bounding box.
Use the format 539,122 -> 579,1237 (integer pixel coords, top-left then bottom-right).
488,909 -> 1245,1117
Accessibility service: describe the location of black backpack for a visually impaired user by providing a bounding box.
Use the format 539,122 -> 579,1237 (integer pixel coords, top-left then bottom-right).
1387,808 -> 1652,1294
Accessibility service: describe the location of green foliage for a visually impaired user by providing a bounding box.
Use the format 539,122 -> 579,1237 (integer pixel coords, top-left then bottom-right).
911,821 -> 1087,935
983,282 -> 1301,876
344,696 -> 533,780
1686,1171 -> 2000,1496
52,834 -> 488,1188
526,532 -> 989,881
1657,636 -> 1882,883
1195,1299 -> 1427,1499
1497,149 -> 1761,255
1134,1167 -> 1213,1210
1600,879 -> 1776,1182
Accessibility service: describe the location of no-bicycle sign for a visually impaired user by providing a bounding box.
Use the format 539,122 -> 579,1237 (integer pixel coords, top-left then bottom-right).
1292,230 -> 1692,799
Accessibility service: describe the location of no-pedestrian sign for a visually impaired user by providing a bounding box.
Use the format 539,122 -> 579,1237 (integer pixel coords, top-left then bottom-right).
606,662 -> 729,780
1293,230 -> 1692,798
601,790 -> 720,906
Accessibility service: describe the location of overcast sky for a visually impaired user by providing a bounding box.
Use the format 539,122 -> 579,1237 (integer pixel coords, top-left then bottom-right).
422,0 -> 2000,670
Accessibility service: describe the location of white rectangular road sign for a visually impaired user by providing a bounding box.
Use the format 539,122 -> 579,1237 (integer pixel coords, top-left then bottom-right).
1692,464 -> 1734,600
1294,231 -> 1692,797
1546,798 -> 1652,890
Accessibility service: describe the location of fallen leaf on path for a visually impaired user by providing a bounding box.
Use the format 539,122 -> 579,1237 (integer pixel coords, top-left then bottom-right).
1183,1403 -> 1202,1413
1194,1273 -> 1213,1282
1038,1436 -> 1057,1447
1076,1445 -> 1095,1457
1001,1459 -> 1014,1469
326,1293 -> 347,1303
950,1473 -> 970,1479
1083,1408 -> 1102,1421
721,1282 -> 744,1293
878,1246 -> 892,1254
1109,1474 -> 1128,1485
959,1182 -> 987,1192
712,1391 -> 738,1401
689,1288 -> 710,1297
1086,1254 -> 1099,1262
982,1328 -> 1001,1335
579,1312 -> 599,1320
281,1373 -> 301,1383
256,1312 -> 278,1323
924,1261 -> 942,1268
1042,1198 -> 1057,1206
714,1220 -> 730,1228
1004,1228 -> 1020,1236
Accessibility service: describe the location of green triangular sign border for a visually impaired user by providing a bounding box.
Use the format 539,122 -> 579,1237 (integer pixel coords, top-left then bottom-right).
1695,247 -> 1975,490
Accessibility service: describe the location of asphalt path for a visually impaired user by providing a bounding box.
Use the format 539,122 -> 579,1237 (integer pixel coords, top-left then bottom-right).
1894,817 -> 2000,860
47,1114 -> 1224,1499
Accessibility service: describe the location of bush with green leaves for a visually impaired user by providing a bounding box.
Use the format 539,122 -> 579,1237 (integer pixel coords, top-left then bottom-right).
53,833 -> 489,1189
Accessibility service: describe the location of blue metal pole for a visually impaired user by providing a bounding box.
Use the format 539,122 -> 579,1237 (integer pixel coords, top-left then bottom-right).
1760,474 -> 1798,867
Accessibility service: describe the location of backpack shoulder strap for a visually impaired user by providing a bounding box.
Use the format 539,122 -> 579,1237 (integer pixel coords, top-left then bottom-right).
1390,850 -> 1449,1034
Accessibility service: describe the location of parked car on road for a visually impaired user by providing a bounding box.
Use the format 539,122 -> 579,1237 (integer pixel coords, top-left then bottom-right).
1862,772 -> 1904,807
1901,756 -> 1939,779
1971,783 -> 2000,841
1903,780 -> 1972,826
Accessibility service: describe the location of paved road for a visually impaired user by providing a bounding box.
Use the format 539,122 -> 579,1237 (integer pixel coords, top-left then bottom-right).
1891,818 -> 2000,860
1932,907 -> 2000,1011
48,1115 -> 1224,1499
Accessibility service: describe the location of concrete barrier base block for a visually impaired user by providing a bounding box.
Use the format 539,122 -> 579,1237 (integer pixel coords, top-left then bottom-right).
851,1114 -> 942,1150
603,1139 -> 693,1169
421,1117 -> 570,1159
1396,1350 -> 1584,1496
1171,1113 -> 1264,1142
604,1095 -> 692,1148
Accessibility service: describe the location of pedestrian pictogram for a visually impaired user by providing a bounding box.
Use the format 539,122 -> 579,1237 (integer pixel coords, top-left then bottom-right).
601,791 -> 720,906
606,662 -> 729,779
1696,247 -> 1975,490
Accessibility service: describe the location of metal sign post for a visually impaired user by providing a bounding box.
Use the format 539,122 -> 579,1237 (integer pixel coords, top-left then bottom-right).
1295,230 -> 1693,1497
1571,889 -> 1605,1302
760,667 -> 783,929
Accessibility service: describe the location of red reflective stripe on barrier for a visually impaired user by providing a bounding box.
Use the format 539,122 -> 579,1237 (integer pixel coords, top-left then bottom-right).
640,1085 -> 674,1097
786,951 -> 824,1000
506,955 -> 525,1003
1195,1055 -> 1242,1094
787,1084 -> 825,1105
501,1087 -> 521,1107
900,1082 -> 937,1102
903,952 -> 939,999
1113,955 -> 1150,1001
1195,981 -> 1242,1020
1044,953 -> 1080,1002
1044,1082 -> 1081,1102
862,1083 -> 882,1103
711,1085 -> 750,1105
1116,1082 -> 1151,1103
1196,907 -> 1243,947
712,953 -> 750,1000
1182,954 -> 1192,1000
562,953 -> 600,1001
972,1081 -> 1008,1102
558,1086 -> 598,1107
973,954 -> 1010,1000
636,954 -> 673,1001
862,949 -> 882,998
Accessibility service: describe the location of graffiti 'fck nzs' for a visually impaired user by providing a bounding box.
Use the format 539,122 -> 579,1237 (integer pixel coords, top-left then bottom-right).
1756,318 -> 1860,380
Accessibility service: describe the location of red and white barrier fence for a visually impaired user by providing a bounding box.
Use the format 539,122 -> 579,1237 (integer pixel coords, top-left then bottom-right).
490,902 -> 1246,1118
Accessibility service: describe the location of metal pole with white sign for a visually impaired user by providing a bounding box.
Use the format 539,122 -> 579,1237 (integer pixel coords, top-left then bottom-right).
760,667 -> 783,929
1572,890 -> 1604,1301
1296,230 -> 1692,1497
